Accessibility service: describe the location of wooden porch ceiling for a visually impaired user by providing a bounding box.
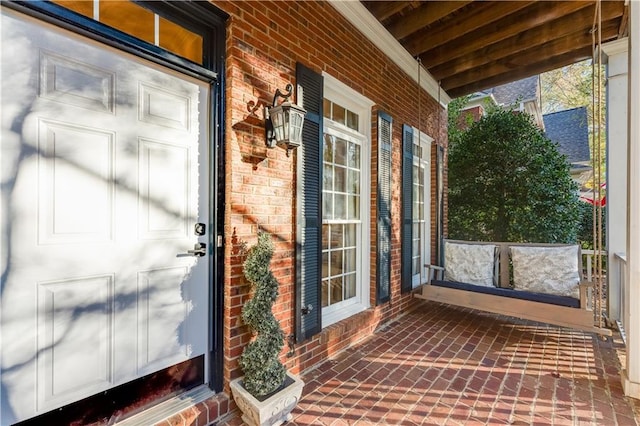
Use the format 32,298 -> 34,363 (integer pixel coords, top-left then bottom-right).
362,1 -> 629,98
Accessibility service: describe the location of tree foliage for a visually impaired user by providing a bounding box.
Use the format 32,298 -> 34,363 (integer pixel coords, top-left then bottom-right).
447,95 -> 472,148
448,104 -> 581,243
576,201 -> 606,250
541,60 -> 596,114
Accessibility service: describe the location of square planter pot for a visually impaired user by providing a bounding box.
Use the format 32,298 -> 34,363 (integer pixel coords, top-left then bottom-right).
230,373 -> 304,426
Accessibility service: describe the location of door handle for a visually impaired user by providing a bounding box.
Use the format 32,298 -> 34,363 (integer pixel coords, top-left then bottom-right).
186,242 -> 207,257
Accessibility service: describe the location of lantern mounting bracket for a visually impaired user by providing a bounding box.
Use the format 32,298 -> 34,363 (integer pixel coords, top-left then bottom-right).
272,83 -> 293,107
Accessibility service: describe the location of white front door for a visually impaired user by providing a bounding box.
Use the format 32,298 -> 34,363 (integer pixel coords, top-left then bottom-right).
0,8 -> 210,424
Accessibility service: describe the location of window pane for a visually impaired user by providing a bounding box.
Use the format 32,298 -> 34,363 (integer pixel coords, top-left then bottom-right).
323,99 -> 332,119
345,224 -> 356,246
323,164 -> 333,191
334,166 -> 346,193
348,143 -> 360,168
323,193 -> 333,220
322,279 -> 329,307
324,134 -> 334,162
322,224 -> 330,250
345,248 -> 356,272
100,1 -> 154,43
334,194 -> 346,219
412,258 -> 421,275
333,103 -> 346,125
331,250 -> 343,273
348,170 -> 360,195
322,251 -> 330,278
51,1 -> 94,18
331,225 -> 343,248
159,17 -> 203,64
347,110 -> 359,131
348,195 -> 359,220
330,277 -> 344,303
345,273 -> 356,299
335,138 -> 347,165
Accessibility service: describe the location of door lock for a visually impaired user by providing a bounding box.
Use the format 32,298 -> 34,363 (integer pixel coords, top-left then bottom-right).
194,223 -> 206,236
187,242 -> 207,257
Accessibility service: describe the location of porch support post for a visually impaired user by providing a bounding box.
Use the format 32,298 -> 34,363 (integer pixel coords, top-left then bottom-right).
624,0 -> 640,400
602,37 -> 628,323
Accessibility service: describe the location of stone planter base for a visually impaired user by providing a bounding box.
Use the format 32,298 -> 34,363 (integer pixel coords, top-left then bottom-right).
230,373 -> 304,426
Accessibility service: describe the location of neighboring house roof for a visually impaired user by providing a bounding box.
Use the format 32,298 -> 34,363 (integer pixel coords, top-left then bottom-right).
543,106 -> 591,164
489,75 -> 539,105
464,76 -> 544,129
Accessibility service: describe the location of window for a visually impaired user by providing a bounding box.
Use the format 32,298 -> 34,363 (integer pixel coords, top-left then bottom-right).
411,129 -> 433,288
50,0 -> 204,63
321,72 -> 373,327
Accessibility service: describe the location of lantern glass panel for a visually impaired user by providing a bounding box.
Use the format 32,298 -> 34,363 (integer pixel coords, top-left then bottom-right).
290,109 -> 305,144
270,105 -> 286,142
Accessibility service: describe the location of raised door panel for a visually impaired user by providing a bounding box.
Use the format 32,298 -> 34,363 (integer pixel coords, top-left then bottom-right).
136,267 -> 190,375
37,120 -> 115,244
37,275 -> 115,411
138,138 -> 191,239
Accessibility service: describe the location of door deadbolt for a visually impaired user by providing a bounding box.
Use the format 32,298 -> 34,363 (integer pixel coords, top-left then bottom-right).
194,223 -> 206,236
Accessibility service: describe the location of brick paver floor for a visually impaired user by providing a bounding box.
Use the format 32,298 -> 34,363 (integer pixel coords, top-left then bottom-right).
222,302 -> 640,425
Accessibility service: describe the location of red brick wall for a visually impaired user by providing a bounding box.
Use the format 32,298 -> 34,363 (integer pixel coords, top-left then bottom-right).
458,105 -> 484,130
212,0 -> 447,393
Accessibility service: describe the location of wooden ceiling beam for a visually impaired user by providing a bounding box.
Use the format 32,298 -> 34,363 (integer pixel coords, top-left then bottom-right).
429,13 -> 621,81
387,1 -> 473,40
417,1 -> 596,69
441,21 -> 619,96
431,31 -> 585,83
362,1 -> 411,22
445,48 -> 594,98
403,1 -> 535,56
360,0 -> 627,99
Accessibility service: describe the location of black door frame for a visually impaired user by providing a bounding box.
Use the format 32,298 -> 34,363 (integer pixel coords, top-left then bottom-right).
5,0 -> 228,394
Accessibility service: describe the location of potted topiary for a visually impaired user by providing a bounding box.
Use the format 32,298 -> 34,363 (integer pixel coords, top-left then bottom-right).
230,231 -> 304,426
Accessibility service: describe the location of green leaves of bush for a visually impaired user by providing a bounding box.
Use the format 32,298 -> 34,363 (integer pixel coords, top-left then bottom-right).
448,104 -> 581,243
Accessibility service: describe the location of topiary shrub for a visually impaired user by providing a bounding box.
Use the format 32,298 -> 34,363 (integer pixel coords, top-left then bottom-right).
239,231 -> 286,397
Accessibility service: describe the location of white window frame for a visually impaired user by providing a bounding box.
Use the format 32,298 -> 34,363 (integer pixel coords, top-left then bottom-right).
321,72 -> 373,327
412,128 -> 433,288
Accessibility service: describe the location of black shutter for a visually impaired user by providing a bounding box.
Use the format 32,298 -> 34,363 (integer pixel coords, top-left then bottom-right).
377,112 -> 392,304
295,63 -> 323,342
401,125 -> 414,293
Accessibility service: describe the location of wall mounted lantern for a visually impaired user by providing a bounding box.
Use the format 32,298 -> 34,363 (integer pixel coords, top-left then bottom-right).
265,83 -> 306,157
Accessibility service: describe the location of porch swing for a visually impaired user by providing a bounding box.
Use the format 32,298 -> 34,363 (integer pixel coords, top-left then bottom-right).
414,1 -> 612,336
